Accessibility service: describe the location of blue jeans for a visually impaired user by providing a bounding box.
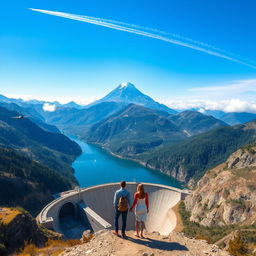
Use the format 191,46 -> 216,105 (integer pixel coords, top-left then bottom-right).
115,209 -> 128,234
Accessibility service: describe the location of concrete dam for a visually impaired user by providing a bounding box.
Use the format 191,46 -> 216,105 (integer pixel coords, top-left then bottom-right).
38,182 -> 190,238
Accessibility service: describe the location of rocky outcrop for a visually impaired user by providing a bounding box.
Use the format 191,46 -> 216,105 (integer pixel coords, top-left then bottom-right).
226,146 -> 256,169
0,208 -> 58,255
185,145 -> 256,226
61,230 -> 230,256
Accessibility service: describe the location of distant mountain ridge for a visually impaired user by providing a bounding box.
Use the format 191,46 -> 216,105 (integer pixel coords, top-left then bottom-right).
84,104 -> 229,157
137,120 -> 256,183
189,108 -> 256,125
1,92 -> 256,126
220,112 -> 256,125
37,83 -> 178,135
62,101 -> 83,109
169,110 -> 228,136
0,102 -> 60,133
84,104 -> 187,155
0,106 -> 80,156
41,101 -> 127,136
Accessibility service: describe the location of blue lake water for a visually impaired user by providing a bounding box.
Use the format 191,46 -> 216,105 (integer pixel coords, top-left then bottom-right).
72,138 -> 183,189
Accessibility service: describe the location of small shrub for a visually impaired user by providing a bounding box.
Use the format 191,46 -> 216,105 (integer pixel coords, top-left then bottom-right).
17,239 -> 81,256
19,243 -> 37,256
228,233 -> 250,256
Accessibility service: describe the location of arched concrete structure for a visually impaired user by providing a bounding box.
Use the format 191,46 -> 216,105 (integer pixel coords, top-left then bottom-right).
59,202 -> 76,219
38,182 -> 190,236
58,201 -> 87,238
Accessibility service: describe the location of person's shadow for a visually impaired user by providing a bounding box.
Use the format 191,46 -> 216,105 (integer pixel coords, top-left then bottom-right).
127,236 -> 188,251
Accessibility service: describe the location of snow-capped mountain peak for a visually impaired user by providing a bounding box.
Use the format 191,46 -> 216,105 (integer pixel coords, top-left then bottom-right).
88,82 -> 177,114
119,82 -> 135,89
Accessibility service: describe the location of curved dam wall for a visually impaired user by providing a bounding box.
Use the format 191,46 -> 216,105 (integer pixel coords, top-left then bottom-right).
39,182 -> 190,236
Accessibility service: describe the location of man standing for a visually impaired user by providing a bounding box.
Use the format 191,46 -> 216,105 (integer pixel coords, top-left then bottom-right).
113,181 -> 131,238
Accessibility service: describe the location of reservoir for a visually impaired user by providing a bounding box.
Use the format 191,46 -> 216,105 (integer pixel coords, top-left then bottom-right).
72,138 -> 183,189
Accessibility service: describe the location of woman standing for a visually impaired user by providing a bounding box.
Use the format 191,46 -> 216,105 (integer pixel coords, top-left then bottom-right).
130,184 -> 149,238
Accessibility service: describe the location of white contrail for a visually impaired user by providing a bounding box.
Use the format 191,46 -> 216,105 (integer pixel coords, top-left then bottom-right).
29,8 -> 256,69
76,13 -> 228,54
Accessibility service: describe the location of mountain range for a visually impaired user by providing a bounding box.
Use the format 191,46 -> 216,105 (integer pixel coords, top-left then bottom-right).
84,104 -> 229,156
220,112 -> 256,125
2,83 -> 256,256
84,104 -> 187,155
34,82 -> 178,136
0,102 -> 60,133
2,79 -> 256,256
168,110 -> 228,136
38,84 -> 230,146
0,106 -> 81,159
198,109 -> 256,125
137,121 -> 256,183
0,82 -> 256,188
41,101 -> 127,137
1,84 -> 256,127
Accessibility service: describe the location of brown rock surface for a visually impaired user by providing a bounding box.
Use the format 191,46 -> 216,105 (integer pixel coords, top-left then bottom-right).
60,230 -> 229,256
0,208 -> 49,254
227,147 -> 256,169
185,145 -> 256,226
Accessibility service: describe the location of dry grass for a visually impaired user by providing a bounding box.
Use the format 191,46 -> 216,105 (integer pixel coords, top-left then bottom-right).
172,202 -> 184,233
15,239 -> 81,256
232,167 -> 256,180
0,207 -> 21,225
247,244 -> 256,256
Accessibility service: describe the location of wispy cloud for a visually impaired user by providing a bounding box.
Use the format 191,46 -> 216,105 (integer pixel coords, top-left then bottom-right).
29,8 -> 256,69
161,79 -> 256,113
189,79 -> 256,99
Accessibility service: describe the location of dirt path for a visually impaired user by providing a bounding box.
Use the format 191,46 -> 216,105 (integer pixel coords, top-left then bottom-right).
61,230 -> 230,256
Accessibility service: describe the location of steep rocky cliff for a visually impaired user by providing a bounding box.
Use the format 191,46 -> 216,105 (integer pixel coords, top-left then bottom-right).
185,144 -> 256,226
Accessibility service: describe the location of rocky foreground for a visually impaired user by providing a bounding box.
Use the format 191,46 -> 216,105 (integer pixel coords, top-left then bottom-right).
61,230 -> 229,256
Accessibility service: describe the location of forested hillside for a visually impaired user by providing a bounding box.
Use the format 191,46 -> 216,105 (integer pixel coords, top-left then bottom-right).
0,147 -> 73,214
0,106 -> 82,214
137,121 -> 256,182
0,106 -> 81,179
84,104 -> 187,155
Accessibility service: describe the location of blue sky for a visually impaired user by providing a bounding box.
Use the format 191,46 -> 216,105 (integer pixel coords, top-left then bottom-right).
1,0 -> 256,112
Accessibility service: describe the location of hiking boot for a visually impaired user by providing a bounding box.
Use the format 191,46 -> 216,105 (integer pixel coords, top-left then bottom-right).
112,230 -> 119,236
